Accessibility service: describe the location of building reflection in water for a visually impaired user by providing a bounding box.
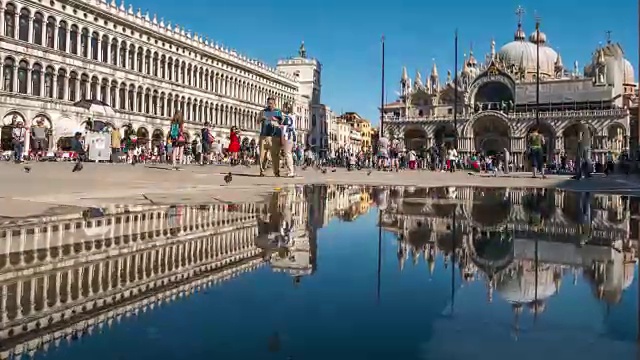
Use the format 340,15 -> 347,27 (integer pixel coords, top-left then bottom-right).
379,186 -> 637,336
0,184 -> 636,358
0,184 -> 373,359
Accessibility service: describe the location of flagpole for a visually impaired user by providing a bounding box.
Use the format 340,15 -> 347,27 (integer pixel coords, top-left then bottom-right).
377,208 -> 382,303
535,17 -> 541,127
380,35 -> 386,136
453,29 -> 459,149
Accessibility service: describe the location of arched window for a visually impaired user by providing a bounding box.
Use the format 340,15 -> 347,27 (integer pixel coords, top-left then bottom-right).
101,35 -> 109,63
80,73 -> 89,99
45,17 -> 56,48
44,66 -> 54,98
145,50 -> 151,74
174,62 -> 179,81
91,32 -> 99,60
110,81 -> 117,108
151,92 -> 158,115
136,87 -> 142,112
180,63 -> 185,83
68,72 -> 78,101
31,64 -> 42,96
159,93 -> 165,116
56,68 -> 66,100
69,25 -> 78,54
4,4 -> 16,38
17,60 -> 28,94
127,85 -> 134,111
18,8 -> 30,41
118,83 -> 126,110
100,79 -> 108,102
119,42 -> 127,67
167,58 -> 173,80
110,38 -> 118,65
128,44 -> 135,69
144,89 -> 150,113
153,53 -> 159,77
136,48 -> 143,72
90,76 -> 99,100
186,65 -> 192,85
57,21 -> 67,51
32,13 -> 43,45
80,28 -> 89,57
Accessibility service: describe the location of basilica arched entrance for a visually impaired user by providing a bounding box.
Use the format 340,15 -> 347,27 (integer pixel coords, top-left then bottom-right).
472,115 -> 510,155
525,122 -> 556,168
151,129 -> 164,147
606,123 -> 627,155
404,128 -> 427,150
471,188 -> 511,228
136,127 -> 149,147
433,124 -> 456,148
563,123 -> 596,159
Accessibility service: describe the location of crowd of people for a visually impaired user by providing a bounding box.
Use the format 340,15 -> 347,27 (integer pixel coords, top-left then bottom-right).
3,100 -> 634,180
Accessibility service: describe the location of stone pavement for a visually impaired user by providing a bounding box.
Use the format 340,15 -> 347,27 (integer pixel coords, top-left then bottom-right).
0,161 -> 639,218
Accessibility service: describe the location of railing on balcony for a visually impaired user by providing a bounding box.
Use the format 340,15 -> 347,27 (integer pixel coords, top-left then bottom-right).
383,105 -> 629,123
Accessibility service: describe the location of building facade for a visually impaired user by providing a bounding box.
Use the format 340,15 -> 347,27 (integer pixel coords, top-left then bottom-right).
0,0 -> 312,153
381,11 -> 637,167
339,112 -> 373,150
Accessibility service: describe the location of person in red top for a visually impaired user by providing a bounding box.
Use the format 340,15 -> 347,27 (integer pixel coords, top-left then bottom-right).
228,126 -> 241,165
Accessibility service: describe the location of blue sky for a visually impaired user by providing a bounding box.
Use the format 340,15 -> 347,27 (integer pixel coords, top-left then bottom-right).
135,0 -> 637,124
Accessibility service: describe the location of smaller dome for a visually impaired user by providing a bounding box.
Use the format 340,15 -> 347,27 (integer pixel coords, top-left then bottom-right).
528,31 -> 547,45
514,25 -> 526,41
622,58 -> 635,84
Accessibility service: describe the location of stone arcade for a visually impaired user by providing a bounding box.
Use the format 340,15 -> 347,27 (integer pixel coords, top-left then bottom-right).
0,0 -> 315,154
382,9 -> 637,167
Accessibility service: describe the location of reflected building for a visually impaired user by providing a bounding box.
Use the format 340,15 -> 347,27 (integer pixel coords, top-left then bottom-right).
381,186 -> 637,318
0,201 -> 266,359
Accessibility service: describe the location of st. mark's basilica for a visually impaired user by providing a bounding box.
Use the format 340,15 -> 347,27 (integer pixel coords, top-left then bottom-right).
381,7 -> 638,167
378,185 -> 636,320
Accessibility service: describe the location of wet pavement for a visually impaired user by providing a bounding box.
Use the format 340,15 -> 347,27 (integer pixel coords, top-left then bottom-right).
0,185 -> 637,360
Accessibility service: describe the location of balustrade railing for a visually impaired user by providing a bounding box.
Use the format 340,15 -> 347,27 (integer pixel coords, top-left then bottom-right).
383,107 -> 629,123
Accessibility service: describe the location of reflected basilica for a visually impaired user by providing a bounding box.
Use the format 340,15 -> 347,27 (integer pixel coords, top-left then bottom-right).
377,186 -> 637,325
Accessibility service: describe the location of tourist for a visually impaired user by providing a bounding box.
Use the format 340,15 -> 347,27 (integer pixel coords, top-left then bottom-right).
228,126 -> 241,166
11,120 -> 26,163
281,102 -> 297,177
528,127 -> 546,179
201,122 -> 214,165
169,112 -> 186,170
258,97 -> 282,177
377,135 -> 389,170
446,145 -> 458,172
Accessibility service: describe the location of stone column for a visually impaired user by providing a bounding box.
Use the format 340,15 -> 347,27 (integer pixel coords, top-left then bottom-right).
39,72 -> 45,96
66,28 -> 71,53
52,22 -> 57,50
27,16 -> 33,42
51,75 -> 57,99
87,35 -> 92,59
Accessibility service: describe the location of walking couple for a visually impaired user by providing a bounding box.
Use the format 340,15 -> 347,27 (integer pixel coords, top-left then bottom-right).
258,97 -> 297,178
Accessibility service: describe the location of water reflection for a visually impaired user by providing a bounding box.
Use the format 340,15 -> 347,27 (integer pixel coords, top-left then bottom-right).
0,185 -> 637,359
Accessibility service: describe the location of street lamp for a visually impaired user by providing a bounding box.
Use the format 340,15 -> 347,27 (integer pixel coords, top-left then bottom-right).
454,29 -> 459,149
380,35 -> 386,136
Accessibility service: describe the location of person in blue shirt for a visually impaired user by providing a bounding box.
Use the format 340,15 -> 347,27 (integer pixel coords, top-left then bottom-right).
281,102 -> 297,177
258,97 -> 283,177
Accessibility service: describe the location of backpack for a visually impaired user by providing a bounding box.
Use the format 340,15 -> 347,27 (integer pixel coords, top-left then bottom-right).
170,123 -> 179,139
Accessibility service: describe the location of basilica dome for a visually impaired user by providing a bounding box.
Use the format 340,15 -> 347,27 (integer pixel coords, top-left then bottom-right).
497,25 -> 558,78
496,266 -> 557,304
622,58 -> 635,84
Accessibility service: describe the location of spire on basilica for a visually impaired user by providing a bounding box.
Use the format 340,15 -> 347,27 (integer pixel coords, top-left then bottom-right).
446,70 -> 452,84
430,60 -> 439,93
401,66 -> 408,83
430,60 -> 439,78
467,43 -> 477,67
490,38 -> 496,60
298,41 -> 306,58
514,5 -> 526,41
414,70 -> 423,89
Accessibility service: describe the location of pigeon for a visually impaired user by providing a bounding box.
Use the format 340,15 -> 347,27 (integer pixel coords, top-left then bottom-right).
331,169 -> 336,173
72,161 -> 83,172
23,166 -> 31,173
321,168 -> 327,174
302,164 -> 308,171
224,172 -> 232,185
367,170 -> 372,176
467,172 -> 475,176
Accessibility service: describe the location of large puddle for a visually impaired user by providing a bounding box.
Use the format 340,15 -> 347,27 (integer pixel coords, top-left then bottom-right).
0,185 -> 638,359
